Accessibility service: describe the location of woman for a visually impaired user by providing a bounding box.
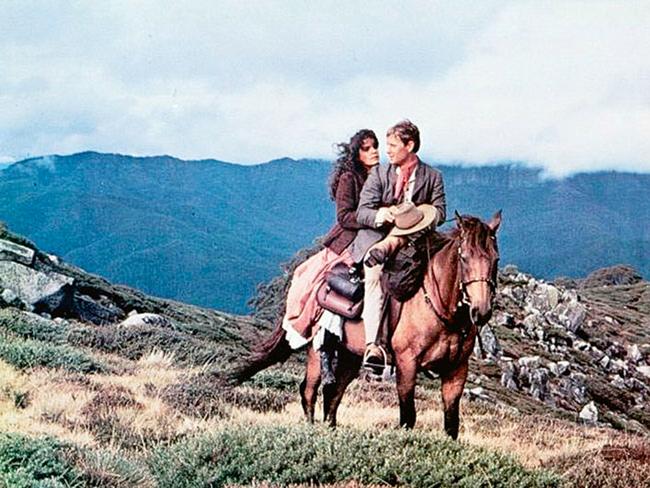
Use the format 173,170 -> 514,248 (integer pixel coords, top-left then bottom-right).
281,129 -> 379,351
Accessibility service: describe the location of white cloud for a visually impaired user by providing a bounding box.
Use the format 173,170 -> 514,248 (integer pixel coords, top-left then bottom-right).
1,1 -> 648,174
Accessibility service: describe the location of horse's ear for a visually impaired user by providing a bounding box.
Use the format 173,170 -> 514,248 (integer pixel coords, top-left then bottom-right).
488,210 -> 502,233
454,210 -> 463,228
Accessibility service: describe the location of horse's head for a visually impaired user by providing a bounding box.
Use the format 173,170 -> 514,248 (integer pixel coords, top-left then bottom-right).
454,210 -> 502,326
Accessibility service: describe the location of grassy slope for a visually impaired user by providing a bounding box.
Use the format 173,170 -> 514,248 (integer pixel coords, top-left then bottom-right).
0,225 -> 648,486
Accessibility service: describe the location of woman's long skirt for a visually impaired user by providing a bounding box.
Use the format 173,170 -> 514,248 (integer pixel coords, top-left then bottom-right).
281,247 -> 352,349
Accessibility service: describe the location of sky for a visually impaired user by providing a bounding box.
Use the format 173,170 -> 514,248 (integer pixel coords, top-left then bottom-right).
1,0 -> 649,176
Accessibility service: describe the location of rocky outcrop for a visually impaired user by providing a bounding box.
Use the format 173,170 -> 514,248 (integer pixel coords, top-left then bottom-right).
0,260 -> 73,314
0,234 -> 125,325
477,265 -> 650,433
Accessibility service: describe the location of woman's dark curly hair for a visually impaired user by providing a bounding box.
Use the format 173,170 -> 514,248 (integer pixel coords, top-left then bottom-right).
328,129 -> 378,200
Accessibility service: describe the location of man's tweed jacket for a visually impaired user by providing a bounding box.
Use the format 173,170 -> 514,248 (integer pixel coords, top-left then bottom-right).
350,159 -> 446,262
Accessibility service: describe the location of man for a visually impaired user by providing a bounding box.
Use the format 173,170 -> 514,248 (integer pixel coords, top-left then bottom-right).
350,120 -> 447,367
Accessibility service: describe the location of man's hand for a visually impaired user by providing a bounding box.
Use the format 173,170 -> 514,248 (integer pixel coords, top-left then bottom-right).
375,207 -> 395,226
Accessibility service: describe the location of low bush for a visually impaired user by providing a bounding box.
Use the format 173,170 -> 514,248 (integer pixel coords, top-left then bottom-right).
0,309 -> 68,344
248,369 -> 301,391
162,371 -> 293,419
0,335 -> 104,373
148,424 -> 561,487
0,432 -> 83,488
67,323 -> 228,366
544,439 -> 650,488
72,448 -> 153,488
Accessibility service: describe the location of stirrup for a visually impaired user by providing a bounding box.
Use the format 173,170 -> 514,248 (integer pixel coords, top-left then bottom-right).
363,345 -> 389,374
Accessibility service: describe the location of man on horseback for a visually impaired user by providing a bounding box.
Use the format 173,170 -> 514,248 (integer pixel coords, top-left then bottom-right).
350,120 -> 447,370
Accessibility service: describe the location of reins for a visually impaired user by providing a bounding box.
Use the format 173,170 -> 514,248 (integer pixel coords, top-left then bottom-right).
420,227 -> 496,357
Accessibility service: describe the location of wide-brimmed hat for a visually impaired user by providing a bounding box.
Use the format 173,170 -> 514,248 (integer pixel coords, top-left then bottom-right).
389,202 -> 437,236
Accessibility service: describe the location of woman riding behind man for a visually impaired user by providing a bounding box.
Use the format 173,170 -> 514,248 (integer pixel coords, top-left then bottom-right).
281,129 -> 379,379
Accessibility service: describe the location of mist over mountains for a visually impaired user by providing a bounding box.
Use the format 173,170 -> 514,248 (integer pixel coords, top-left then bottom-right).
1,151 -> 648,313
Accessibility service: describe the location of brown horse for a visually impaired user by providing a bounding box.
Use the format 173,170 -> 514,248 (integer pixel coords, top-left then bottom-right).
232,211 -> 501,439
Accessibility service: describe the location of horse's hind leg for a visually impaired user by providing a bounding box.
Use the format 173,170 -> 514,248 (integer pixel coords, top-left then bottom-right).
323,348 -> 361,427
440,362 -> 469,440
300,347 -> 321,423
395,354 -> 418,428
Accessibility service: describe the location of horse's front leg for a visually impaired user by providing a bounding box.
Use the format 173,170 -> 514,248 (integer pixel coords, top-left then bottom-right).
440,362 -> 469,440
395,353 -> 418,428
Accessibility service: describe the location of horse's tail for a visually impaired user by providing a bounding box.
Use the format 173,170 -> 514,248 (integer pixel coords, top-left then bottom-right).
228,320 -> 293,385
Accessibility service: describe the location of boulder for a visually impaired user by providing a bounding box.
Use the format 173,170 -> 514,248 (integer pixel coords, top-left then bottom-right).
526,283 -> 560,312
579,401 -> 598,424
71,292 -> 124,325
0,261 -> 73,314
0,238 -> 35,265
554,301 -> 586,333
548,360 -> 571,377
627,344 -> 642,364
119,313 -> 173,329
529,368 -> 550,402
475,324 -> 501,358
500,360 -> 519,390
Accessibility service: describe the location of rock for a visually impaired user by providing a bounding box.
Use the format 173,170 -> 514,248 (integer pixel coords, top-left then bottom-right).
627,344 -> 642,363
119,313 -> 173,329
636,366 -> 650,380
500,360 -> 519,390
46,253 -> 60,265
579,401 -> 598,423
474,324 -> 501,358
529,368 -> 550,401
1,288 -> 22,308
522,313 -> 546,340
502,264 -> 519,276
492,310 -> 515,328
599,355 -> 611,370
548,360 -> 571,376
571,374 -> 588,404
606,342 -> 625,359
609,359 -> 627,376
518,356 -> 541,369
467,387 -> 490,401
573,340 -> 590,351
0,238 -> 35,265
556,301 -> 586,333
71,293 -> 124,325
0,261 -> 73,314
611,376 -> 626,389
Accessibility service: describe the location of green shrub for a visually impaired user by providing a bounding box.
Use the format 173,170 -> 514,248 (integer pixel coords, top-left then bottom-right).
148,425 -> 561,488
0,309 -> 68,344
248,369 -> 301,391
0,335 -> 104,373
162,371 -> 292,419
0,433 -> 83,488
67,323 -> 229,366
73,448 -> 152,488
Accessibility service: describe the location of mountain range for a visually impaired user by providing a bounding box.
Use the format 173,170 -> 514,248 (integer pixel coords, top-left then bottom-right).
0,151 -> 648,313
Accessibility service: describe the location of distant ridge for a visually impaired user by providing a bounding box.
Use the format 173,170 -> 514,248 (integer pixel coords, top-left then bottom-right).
1,151 -> 647,312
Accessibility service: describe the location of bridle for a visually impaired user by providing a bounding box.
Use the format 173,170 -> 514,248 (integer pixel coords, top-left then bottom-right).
422,231 -> 498,328
456,243 -> 497,307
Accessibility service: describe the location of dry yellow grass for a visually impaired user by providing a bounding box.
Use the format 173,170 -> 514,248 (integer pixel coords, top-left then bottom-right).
2,349 -> 644,487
